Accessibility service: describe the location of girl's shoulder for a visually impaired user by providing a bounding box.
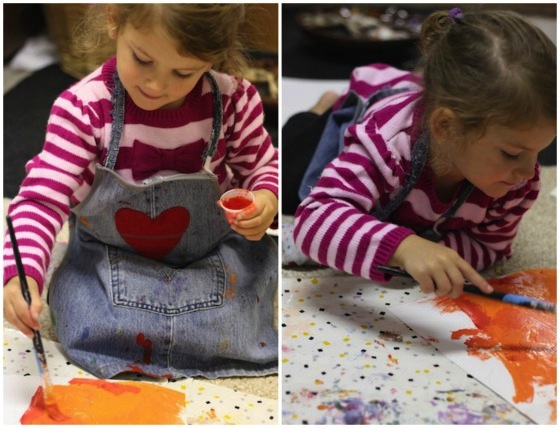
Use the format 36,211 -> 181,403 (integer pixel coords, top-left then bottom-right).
56,59 -> 113,107
206,69 -> 258,101
342,63 -> 422,102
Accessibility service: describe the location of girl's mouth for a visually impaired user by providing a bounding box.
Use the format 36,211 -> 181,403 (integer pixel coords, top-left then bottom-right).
138,87 -> 163,100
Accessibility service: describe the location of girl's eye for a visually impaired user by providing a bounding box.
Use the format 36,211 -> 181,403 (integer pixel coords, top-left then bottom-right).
174,72 -> 193,79
132,52 -> 151,66
501,150 -> 520,160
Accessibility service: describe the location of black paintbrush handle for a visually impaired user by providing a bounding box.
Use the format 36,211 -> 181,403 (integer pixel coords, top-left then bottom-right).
6,216 -> 51,370
6,216 -> 32,306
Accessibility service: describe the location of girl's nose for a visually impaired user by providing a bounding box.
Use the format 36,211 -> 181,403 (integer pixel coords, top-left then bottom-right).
514,156 -> 536,180
145,74 -> 166,93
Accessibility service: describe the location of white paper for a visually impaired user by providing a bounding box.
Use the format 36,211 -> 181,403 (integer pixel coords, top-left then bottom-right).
391,297 -> 556,424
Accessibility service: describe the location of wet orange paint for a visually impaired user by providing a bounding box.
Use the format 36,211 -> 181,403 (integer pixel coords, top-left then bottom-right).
20,378 -> 185,424
434,269 -> 556,411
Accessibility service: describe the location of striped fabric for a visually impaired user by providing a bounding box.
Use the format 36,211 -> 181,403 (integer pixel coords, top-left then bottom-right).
4,57 -> 278,292
294,64 -> 540,283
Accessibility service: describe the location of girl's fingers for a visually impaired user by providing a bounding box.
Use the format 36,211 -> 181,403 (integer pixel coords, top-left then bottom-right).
459,264 -> 493,294
447,268 -> 467,298
432,270 -> 452,296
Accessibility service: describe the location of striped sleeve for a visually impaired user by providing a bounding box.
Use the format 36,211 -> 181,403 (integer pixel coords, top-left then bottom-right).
294,118 -> 414,282
4,85 -> 102,293
222,78 -> 278,198
440,165 -> 541,270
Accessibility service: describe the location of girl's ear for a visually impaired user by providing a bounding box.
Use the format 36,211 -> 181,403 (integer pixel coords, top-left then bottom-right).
106,5 -> 118,40
429,107 -> 457,144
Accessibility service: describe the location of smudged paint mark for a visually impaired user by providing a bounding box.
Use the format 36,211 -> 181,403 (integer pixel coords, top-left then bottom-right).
125,364 -> 173,379
387,354 -> 399,366
225,285 -> 236,300
379,331 -> 403,342
20,378 -> 184,424
219,340 -> 231,354
374,340 -> 386,348
259,342 -> 267,347
136,333 -> 152,365
434,269 -> 556,409
78,216 -> 91,227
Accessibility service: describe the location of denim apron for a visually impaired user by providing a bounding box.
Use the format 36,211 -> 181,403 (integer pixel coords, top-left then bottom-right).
298,87 -> 473,241
48,73 -> 278,379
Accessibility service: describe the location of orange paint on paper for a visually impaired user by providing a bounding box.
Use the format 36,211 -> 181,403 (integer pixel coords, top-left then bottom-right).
20,378 -> 185,424
434,269 -> 556,407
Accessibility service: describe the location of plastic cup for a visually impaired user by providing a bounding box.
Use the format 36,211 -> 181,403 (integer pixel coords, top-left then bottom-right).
218,189 -> 256,224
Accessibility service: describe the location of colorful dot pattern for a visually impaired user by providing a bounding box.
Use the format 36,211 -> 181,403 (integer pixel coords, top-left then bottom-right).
282,276 -> 531,424
3,325 -> 277,425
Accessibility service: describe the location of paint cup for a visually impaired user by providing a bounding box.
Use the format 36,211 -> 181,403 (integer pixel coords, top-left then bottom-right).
218,189 -> 256,224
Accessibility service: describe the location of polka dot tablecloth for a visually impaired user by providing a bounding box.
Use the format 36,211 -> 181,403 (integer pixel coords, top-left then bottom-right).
3,326 -> 277,425
281,275 -> 532,425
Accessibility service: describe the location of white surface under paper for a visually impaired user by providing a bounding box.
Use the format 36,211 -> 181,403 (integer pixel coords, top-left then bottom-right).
282,77 -> 349,125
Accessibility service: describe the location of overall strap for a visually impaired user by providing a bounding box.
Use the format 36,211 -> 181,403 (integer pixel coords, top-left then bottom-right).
202,72 -> 223,169
104,73 -> 127,170
373,129 -> 430,221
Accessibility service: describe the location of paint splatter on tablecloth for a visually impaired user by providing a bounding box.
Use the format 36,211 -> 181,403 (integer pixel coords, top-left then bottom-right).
3,327 -> 277,425
282,275 -> 531,424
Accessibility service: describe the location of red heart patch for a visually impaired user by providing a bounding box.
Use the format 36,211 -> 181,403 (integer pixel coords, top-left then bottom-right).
115,207 -> 190,259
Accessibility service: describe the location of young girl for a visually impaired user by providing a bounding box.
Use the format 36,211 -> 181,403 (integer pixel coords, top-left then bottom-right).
4,4 -> 279,379
289,8 -> 555,298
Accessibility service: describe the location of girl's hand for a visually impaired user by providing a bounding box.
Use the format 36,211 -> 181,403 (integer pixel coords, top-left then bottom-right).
3,276 -> 42,338
231,189 -> 278,241
388,235 -> 494,298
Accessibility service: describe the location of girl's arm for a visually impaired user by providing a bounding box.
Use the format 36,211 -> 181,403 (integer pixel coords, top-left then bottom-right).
439,169 -> 541,270
223,78 -> 278,199
4,90 -> 99,294
293,136 -> 415,283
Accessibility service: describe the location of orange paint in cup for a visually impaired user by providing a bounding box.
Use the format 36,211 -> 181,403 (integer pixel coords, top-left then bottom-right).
219,189 -> 255,224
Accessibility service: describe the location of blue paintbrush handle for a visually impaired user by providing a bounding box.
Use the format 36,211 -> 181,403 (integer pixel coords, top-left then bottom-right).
378,265 -> 557,314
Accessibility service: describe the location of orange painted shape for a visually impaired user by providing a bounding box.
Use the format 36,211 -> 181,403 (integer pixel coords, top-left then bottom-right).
21,378 -> 185,425
434,269 -> 557,408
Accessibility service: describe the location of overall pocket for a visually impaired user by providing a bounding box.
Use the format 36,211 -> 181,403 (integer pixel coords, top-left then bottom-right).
108,246 -> 226,315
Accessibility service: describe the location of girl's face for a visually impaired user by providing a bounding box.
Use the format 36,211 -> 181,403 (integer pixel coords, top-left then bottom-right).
114,22 -> 212,111
449,120 -> 556,198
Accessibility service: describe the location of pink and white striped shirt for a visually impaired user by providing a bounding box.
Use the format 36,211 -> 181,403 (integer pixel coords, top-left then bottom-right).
4,57 -> 278,292
293,64 -> 540,282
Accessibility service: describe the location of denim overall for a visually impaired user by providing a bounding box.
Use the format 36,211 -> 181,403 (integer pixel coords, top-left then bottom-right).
299,87 -> 473,241
48,73 -> 278,379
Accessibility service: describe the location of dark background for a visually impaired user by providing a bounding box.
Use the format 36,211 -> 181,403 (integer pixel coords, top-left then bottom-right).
282,3 -> 556,165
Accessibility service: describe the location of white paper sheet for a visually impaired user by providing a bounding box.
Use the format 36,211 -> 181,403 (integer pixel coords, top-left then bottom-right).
391,297 -> 556,425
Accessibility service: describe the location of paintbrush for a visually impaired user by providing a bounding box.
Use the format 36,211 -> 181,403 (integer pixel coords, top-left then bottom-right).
6,216 -> 66,421
377,265 -> 557,314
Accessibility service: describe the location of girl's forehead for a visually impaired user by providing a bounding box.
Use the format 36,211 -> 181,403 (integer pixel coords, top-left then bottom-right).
122,23 -> 207,65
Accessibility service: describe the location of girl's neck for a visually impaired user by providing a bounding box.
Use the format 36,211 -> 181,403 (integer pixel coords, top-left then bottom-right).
428,144 -> 465,202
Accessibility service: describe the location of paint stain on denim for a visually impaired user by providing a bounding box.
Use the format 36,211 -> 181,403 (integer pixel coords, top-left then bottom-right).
136,333 -> 153,365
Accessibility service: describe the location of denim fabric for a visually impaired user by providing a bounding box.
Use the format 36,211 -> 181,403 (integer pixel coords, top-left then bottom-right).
297,105 -> 355,201
298,88 -> 409,202
48,72 -> 278,379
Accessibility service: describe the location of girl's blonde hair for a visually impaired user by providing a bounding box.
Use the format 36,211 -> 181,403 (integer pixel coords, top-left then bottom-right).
76,4 -> 250,76
420,9 -> 556,136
